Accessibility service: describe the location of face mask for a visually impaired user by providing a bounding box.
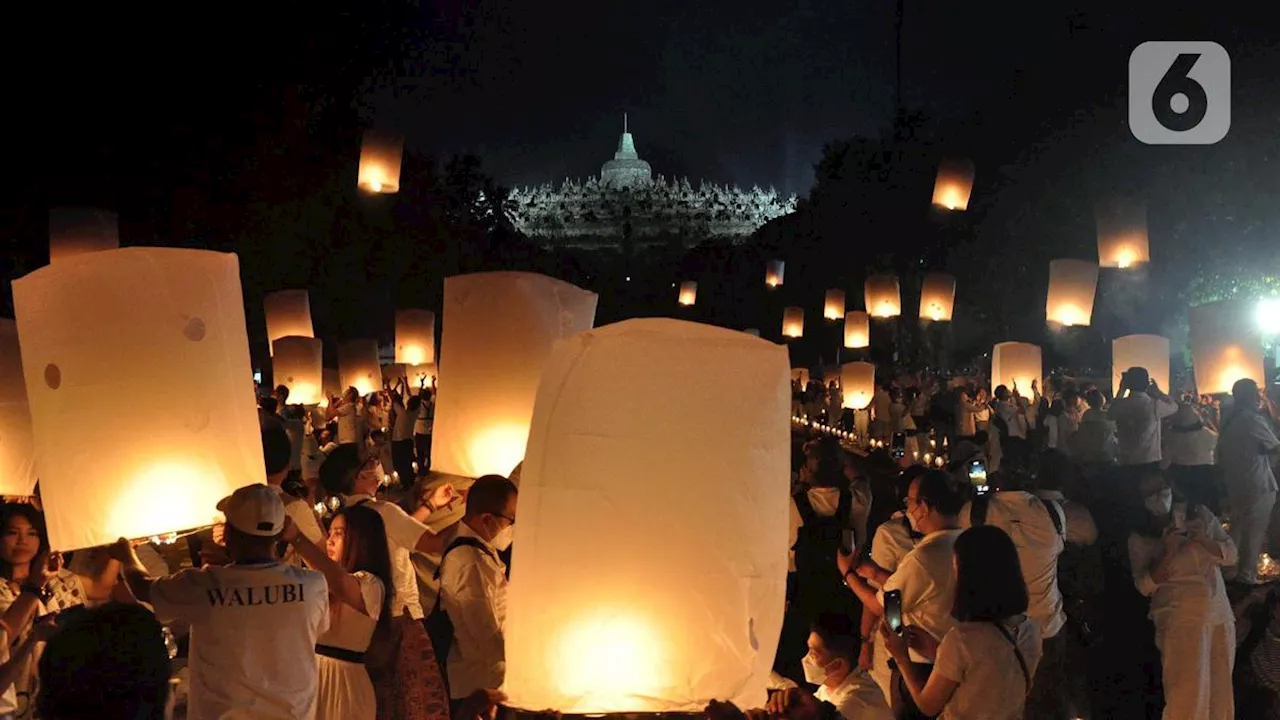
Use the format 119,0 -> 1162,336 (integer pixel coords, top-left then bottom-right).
905,502 -> 924,532
802,654 -> 835,685
490,523 -> 514,552
1145,487 -> 1173,517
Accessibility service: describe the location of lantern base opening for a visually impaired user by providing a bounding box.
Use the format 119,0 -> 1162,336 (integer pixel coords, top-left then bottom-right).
505,708 -> 707,720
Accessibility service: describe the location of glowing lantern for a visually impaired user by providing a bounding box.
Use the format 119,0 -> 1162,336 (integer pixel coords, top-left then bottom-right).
382,363 -> 408,386
991,342 -> 1042,395
338,340 -> 381,397
263,290 -> 314,356
0,321 -> 36,496
781,307 -> 804,338
271,336 -> 323,405
432,272 -> 597,478
48,208 -> 119,264
791,368 -> 810,386
919,273 -> 956,322
844,311 -> 870,349
864,275 -> 902,318
1112,335 -> 1170,397
932,158 -> 976,212
823,289 -> 846,321
1096,199 -> 1150,269
406,363 -> 437,388
395,309 -> 436,365
12,247 -> 264,550
765,260 -> 785,288
1046,259 -> 1099,327
322,368 -> 341,400
357,129 -> 404,194
841,362 -> 876,410
504,318 -> 789,713
1189,300 -> 1266,395
678,282 -> 697,306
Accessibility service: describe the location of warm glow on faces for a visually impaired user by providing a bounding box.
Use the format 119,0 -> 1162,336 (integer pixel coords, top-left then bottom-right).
0,515 -> 40,567
326,515 -> 346,563
550,610 -> 670,713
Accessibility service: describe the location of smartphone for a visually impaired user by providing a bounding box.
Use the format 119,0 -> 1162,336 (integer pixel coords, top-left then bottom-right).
1172,504 -> 1187,533
841,529 -> 856,555
891,432 -> 906,460
968,459 -> 987,486
883,589 -> 904,635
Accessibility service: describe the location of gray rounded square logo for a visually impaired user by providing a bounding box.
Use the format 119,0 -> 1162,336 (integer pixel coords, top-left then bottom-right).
1129,41 -> 1230,145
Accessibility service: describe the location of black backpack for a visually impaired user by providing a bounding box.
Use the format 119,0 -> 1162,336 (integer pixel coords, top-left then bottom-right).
791,488 -> 853,614
426,536 -> 497,679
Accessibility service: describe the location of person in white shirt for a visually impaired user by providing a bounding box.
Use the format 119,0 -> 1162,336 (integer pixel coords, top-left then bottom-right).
413,384 -> 435,474
954,390 -> 982,440
324,388 -> 364,480
1163,402 -> 1220,513
389,381 -> 418,487
750,615 -> 892,720
992,385 -> 1031,472
1217,378 -> 1280,585
1109,367 -> 1178,469
1068,388 -> 1118,472
870,385 -> 892,441
263,427 -> 326,566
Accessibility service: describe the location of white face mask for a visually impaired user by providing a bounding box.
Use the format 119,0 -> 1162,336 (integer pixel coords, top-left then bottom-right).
1145,487 -> 1173,517
802,654 -> 835,684
490,523 -> 514,552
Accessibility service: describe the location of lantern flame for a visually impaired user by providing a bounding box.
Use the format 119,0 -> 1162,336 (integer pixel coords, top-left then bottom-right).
550,610 -> 670,712
401,346 -> 426,365
1116,248 -> 1136,269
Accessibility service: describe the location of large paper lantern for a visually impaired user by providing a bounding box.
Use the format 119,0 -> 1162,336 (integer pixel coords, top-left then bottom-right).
1190,300 -> 1266,395
48,208 -> 119,265
382,363 -> 408,386
991,342 -> 1042,395
1046,259 -> 1099,327
781,307 -> 804,338
0,321 -> 36,496
357,129 -> 404,194
864,275 -> 902,318
919,273 -> 956,322
12,247 -> 263,550
395,309 -> 436,365
765,260 -> 785,288
263,290 -> 314,356
1096,199 -> 1150,269
271,336 -> 323,405
844,311 -> 870,349
432,272 -> 597,478
841,361 -> 876,410
931,158 -> 976,212
791,368 -> 810,386
824,289 -> 846,321
678,281 -> 697,306
1112,335 -> 1170,397
322,368 -> 341,400
338,340 -> 381,397
504,318 -> 789,714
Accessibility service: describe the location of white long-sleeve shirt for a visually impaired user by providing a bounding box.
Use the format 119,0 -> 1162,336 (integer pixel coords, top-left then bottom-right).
1109,391 -> 1178,465
439,522 -> 508,699
1128,504 -> 1236,629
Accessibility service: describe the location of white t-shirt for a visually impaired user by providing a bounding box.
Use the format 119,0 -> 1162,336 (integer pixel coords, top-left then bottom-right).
1217,411 -> 1280,499
1109,391 -> 1178,465
879,529 -> 961,664
414,398 -> 433,436
869,511 -> 917,583
345,495 -> 429,619
272,485 -> 325,545
392,400 -> 416,442
336,404 -> 359,445
933,617 -> 1042,720
284,418 -> 305,472
814,667 -> 893,720
150,562 -> 329,720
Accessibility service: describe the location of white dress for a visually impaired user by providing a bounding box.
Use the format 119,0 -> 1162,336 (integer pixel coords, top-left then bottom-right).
316,571 -> 385,720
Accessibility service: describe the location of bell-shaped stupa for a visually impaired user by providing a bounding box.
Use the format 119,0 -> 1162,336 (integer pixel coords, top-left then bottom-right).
599,114 -> 652,188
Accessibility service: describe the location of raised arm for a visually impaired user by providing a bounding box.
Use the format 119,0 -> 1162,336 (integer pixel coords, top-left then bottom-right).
282,518 -> 370,615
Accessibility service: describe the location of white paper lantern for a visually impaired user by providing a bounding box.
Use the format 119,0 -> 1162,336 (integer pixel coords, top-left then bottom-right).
791,368 -> 810,386
841,362 -> 876,410
1096,199 -> 1150,269
0,321 -> 36,496
822,289 -> 846,321
263,290 -> 314,356
919,273 -> 956,322
357,129 -> 404,194
932,158 -> 976,212
338,340 -> 381,397
504,318 -> 789,714
271,336 -> 323,405
991,342 -> 1042,395
864,275 -> 902,318
395,309 -> 436,365
781,307 -> 804,338
844,311 -> 870,349
1190,300 -> 1266,395
431,272 -> 598,478
12,247 -> 264,550
321,368 -> 341,401
48,208 -> 119,265
382,363 -> 408,386
765,260 -> 785,288
1112,335 -> 1170,397
1046,260 -> 1099,327
678,281 -> 698,306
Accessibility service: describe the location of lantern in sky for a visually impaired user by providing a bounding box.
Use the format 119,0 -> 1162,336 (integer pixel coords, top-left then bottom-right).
678,281 -> 698,306
395,309 -> 436,366
781,307 -> 804,338
791,368 -> 810,386
931,158 -> 976,212
271,336 -> 323,405
1190,300 -> 1266,395
1112,335 -> 1170,397
824,289 -> 846,321
1045,259 -> 1099,327
338,340 -> 381,397
765,260 -> 785,288
432,272 -> 597,478
504,318 -> 789,714
263,290 -> 314,356
12,247 -> 263,550
844,311 -> 870,349
0,321 -> 36,496
919,273 -> 956,322
864,275 -> 902,318
357,129 -> 404,194
48,207 -> 119,265
991,342 -> 1042,395
841,361 -> 876,410
1096,199 -> 1150,269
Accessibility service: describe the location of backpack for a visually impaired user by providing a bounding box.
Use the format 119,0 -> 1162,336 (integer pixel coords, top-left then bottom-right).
791,488 -> 853,615
425,536 -> 497,679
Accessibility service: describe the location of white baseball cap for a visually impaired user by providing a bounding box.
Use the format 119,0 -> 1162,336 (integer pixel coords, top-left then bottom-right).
216,484 -> 286,537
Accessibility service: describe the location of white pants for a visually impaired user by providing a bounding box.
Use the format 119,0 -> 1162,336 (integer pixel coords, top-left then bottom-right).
1154,618 -> 1234,720
1228,489 -> 1276,583
868,631 -> 894,705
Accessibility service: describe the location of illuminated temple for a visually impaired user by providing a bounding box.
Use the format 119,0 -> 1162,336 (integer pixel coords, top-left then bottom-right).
506,118 -> 797,250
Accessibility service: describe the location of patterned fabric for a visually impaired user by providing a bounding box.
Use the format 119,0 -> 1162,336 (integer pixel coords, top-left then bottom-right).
370,615 -> 450,720
0,569 -> 86,719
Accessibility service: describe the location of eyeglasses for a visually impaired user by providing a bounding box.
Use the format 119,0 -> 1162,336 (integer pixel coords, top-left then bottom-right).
494,514 -> 516,525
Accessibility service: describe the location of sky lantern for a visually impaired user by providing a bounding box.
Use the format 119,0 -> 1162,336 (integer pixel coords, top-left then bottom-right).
12,247 -> 263,550
864,275 -> 902,318
1190,300 -> 1266,395
1096,199 -> 1150,269
0,321 -> 36,496
395,308 -> 436,365
991,342 -> 1042,395
1112,334 -> 1170,397
841,361 -> 876,410
1045,259 -> 1099,327
765,260 -> 785,288
48,207 -> 119,265
271,336 -> 323,405
823,289 -> 846,320
678,281 -> 697,306
791,368 -> 810,386
844,311 -> 870,349
263,290 -> 314,356
931,158 -> 976,212
504,318 -> 788,714
338,340 -> 381,397
781,307 -> 804,338
356,128 -> 404,194
432,272 -> 597,478
919,272 -> 956,322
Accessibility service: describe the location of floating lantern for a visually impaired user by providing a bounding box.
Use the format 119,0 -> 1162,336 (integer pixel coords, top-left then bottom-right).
991,342 -> 1042,395
1189,300 -> 1265,395
1112,335 -> 1170,397
864,275 -> 902,318
0,321 -> 36,496
406,363 -> 437,388
919,273 -> 956,322
931,158 -> 976,212
432,272 -> 597,478
12,247 -> 263,550
1046,259 -> 1099,327
504,318 -> 789,713
48,208 -> 119,264
841,362 -> 876,410
271,336 -> 323,405
263,290 -> 314,356
678,281 -> 697,306
844,311 -> 870,349
1096,199 -> 1150,269
338,340 -> 381,397
781,307 -> 804,338
395,309 -> 436,365
824,290 -> 846,321
356,129 -> 404,194
791,368 -> 810,386
765,260 -> 785,289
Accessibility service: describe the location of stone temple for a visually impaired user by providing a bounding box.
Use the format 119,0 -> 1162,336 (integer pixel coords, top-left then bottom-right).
506,119 -> 797,250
